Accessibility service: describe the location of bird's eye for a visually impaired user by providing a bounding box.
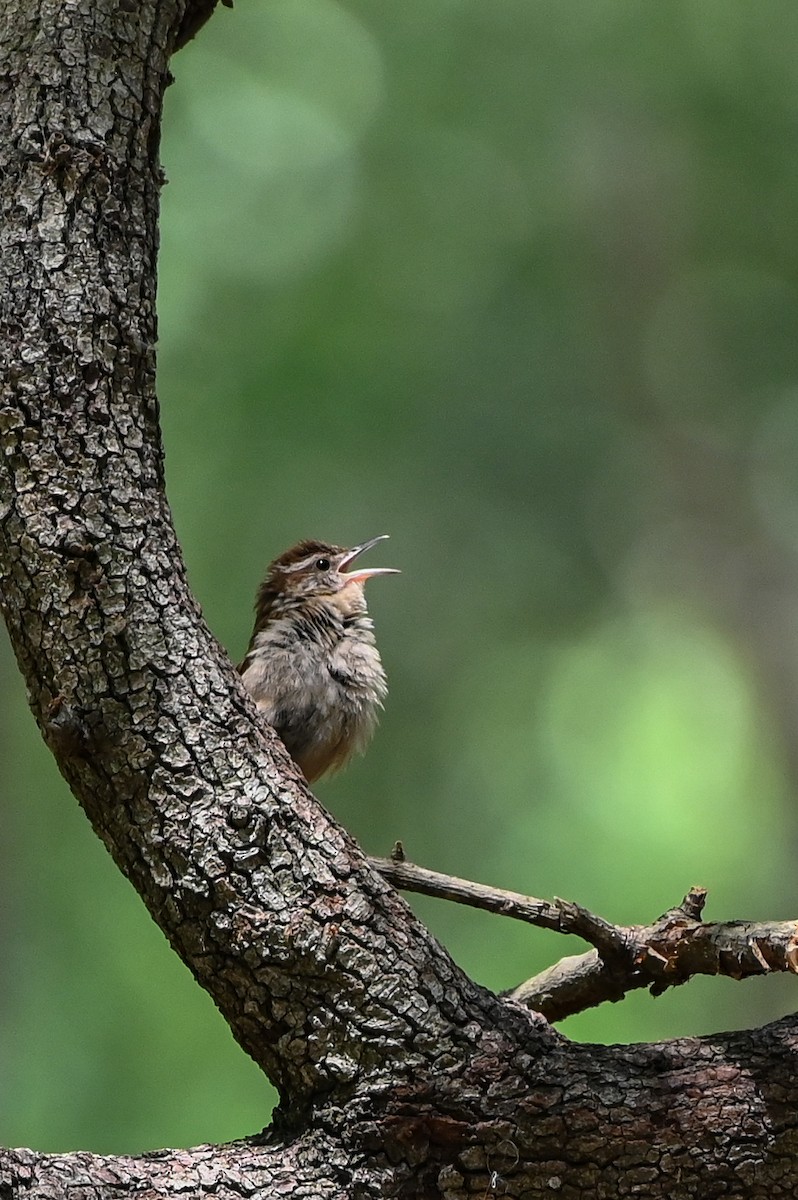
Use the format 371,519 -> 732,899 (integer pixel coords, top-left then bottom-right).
315,557 -> 331,572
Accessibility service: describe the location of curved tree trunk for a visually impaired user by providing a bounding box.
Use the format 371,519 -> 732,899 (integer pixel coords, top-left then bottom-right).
1,2 -> 797,1196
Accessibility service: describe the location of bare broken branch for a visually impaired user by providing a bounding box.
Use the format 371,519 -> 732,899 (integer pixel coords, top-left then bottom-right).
370,855 -> 798,1022
370,853 -> 627,955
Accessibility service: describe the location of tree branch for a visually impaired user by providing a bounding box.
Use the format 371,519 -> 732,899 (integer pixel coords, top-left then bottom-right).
372,852 -> 798,1022
0,0 -> 510,1129
5,0 -> 798,1194
0,1137 -> 346,1200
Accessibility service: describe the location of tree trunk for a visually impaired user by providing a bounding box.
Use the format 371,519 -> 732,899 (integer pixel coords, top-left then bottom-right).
1,1 -> 797,1196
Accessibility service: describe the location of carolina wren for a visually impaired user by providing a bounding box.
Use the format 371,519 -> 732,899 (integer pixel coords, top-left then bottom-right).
238,535 -> 399,782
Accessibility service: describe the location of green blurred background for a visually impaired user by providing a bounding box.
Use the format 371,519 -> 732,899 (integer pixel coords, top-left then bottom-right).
4,0 -> 798,1154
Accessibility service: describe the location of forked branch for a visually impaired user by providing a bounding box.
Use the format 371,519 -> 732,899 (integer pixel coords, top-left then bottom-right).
370,848 -> 798,1022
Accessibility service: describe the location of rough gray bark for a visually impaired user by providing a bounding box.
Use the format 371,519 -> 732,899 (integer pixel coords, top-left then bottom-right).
1,1 -> 798,1197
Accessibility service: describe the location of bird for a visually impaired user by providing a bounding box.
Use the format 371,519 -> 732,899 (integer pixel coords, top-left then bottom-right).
238,535 -> 399,783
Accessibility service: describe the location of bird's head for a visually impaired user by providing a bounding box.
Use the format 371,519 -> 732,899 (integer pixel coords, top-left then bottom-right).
255,535 -> 399,624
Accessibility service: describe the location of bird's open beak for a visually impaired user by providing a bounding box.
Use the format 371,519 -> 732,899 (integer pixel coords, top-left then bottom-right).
339,534 -> 401,583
